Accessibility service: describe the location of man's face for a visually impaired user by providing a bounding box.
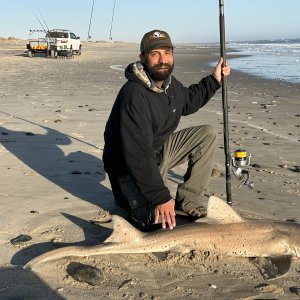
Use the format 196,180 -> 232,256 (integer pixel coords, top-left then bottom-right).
141,46 -> 174,81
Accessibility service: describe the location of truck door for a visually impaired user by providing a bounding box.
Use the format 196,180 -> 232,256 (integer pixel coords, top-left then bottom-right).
70,32 -> 80,51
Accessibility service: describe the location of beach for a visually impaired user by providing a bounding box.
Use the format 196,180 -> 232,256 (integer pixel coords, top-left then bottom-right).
0,39 -> 300,299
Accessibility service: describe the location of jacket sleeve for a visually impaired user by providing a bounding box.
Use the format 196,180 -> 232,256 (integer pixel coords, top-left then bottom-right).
120,91 -> 172,206
181,74 -> 221,116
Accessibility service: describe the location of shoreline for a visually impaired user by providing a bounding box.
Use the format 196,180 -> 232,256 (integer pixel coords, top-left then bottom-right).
1,38 -> 299,85
0,40 -> 299,299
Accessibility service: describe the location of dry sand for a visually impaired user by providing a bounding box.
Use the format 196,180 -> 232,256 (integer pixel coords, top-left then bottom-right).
0,39 -> 299,299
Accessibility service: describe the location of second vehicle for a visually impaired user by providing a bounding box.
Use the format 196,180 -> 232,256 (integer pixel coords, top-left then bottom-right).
46,29 -> 82,58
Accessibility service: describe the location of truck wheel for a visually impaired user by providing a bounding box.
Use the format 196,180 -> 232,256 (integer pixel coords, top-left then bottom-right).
28,50 -> 33,58
50,49 -> 58,58
77,46 -> 82,56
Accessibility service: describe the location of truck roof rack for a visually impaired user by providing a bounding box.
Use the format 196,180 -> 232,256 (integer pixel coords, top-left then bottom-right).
49,29 -> 70,32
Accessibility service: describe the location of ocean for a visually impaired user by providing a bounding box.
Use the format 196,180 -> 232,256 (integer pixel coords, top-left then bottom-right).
226,39 -> 300,84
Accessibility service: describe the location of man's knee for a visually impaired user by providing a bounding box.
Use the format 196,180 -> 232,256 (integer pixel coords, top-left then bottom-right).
200,125 -> 217,139
194,125 -> 217,145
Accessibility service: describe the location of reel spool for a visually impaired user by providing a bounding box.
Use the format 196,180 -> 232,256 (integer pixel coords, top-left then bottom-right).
231,149 -> 254,188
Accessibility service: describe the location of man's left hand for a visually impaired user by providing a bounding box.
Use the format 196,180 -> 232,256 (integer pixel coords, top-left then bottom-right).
213,57 -> 231,82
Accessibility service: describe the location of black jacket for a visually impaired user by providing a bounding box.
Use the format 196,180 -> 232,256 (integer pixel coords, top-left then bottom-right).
103,63 -> 220,206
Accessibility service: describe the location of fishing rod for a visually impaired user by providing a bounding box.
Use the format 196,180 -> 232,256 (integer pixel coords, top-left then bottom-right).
38,9 -> 50,33
87,0 -> 95,41
31,8 -> 47,33
219,0 -> 232,205
109,0 -> 117,40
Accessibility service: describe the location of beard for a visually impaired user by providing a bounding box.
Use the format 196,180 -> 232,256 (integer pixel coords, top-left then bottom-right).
144,59 -> 174,81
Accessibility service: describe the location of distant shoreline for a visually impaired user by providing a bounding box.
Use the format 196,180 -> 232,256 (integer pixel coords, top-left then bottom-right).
1,37 -> 299,85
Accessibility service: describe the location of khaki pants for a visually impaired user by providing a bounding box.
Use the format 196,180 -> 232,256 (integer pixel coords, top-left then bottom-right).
159,125 -> 217,211
113,125 -> 217,230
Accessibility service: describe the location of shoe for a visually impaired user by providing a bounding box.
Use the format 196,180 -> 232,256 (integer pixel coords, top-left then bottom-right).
175,205 -> 207,220
125,215 -> 162,232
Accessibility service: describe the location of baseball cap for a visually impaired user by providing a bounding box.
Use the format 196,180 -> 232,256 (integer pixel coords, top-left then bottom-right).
140,29 -> 174,54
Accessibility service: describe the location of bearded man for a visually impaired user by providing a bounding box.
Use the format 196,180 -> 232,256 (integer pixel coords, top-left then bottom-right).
103,29 -> 230,231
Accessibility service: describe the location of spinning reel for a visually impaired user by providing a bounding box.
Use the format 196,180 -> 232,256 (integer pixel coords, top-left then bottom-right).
231,149 -> 254,189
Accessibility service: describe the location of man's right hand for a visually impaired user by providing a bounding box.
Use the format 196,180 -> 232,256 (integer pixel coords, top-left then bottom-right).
154,198 -> 176,230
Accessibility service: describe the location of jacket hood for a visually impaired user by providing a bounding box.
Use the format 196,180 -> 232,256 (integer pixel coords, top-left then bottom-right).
125,61 -> 171,93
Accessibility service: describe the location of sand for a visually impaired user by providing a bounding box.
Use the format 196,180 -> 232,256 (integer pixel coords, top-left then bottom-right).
0,38 -> 299,299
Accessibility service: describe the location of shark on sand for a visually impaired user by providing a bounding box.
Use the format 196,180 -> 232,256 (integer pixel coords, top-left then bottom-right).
24,196 -> 300,278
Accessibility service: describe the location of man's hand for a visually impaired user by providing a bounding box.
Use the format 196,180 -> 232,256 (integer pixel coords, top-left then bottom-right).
154,198 -> 176,230
213,57 -> 231,82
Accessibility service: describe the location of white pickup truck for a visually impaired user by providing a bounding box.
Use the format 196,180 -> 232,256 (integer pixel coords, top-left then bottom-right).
46,29 -> 82,58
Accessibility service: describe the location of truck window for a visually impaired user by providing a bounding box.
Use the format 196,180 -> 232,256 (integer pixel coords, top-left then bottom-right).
47,32 -> 68,38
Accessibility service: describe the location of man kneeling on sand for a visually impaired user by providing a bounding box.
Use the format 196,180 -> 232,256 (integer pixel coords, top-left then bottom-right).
103,29 -> 230,231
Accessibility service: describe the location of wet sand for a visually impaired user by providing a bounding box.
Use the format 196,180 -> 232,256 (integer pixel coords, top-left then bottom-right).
0,39 -> 299,299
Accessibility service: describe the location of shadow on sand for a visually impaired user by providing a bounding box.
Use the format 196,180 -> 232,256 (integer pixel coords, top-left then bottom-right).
0,266 -> 64,299
0,122 -> 113,210
10,213 -> 112,266
1,119 -> 116,272
7,214 -> 112,298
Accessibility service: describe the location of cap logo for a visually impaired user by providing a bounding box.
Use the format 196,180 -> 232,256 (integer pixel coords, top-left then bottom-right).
149,31 -> 166,41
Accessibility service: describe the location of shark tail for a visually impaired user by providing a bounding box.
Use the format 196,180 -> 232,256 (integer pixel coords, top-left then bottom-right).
24,215 -> 146,270
24,245 -> 94,270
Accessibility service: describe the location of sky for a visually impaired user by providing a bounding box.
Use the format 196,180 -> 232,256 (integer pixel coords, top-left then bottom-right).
0,0 -> 299,43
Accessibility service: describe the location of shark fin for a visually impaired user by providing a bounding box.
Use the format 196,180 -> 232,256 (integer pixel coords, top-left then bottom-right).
251,256 -> 293,280
196,196 -> 245,224
104,215 -> 145,244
